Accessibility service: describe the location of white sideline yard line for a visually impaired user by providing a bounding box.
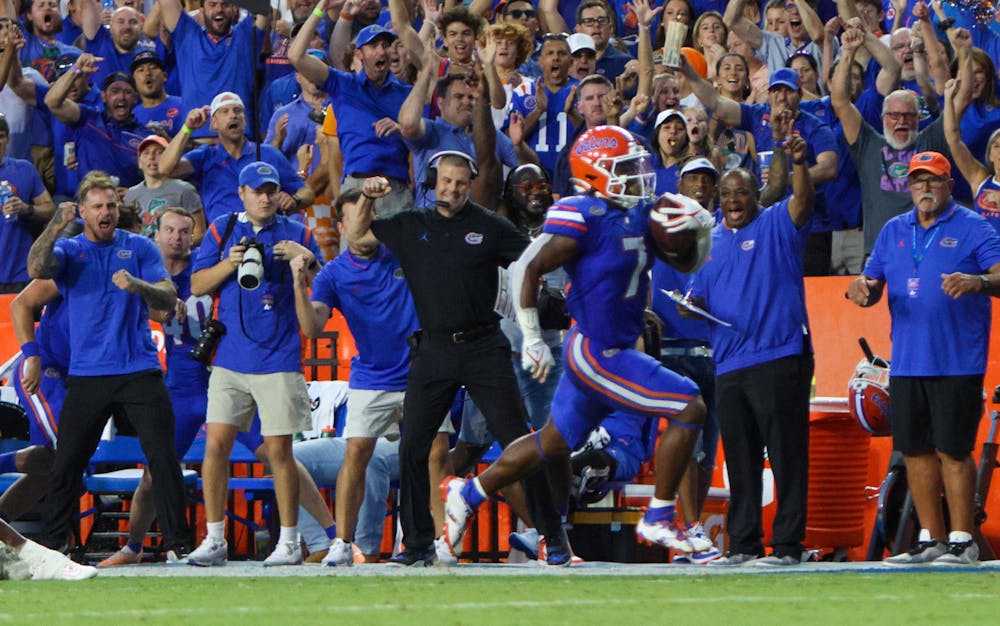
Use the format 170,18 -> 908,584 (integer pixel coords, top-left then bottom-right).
5,592 -> 1000,621
90,559 -> 1000,578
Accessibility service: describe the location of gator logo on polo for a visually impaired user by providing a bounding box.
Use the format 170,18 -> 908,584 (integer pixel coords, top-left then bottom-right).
128,137 -> 142,149
117,250 -> 133,259
574,136 -> 619,155
940,237 -> 958,248
741,240 -> 755,251
590,206 -> 606,216
393,268 -> 405,279
465,232 -> 484,245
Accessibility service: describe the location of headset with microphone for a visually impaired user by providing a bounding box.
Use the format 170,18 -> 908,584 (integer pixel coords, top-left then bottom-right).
423,150 -> 480,190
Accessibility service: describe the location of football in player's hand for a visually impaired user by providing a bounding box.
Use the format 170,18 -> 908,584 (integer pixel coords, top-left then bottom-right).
649,196 -> 697,259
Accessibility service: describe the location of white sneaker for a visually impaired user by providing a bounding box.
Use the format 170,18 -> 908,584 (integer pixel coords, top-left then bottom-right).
263,540 -> 303,566
441,476 -> 474,556
688,522 -> 721,564
321,538 -> 353,567
435,536 -> 457,566
187,537 -> 228,567
19,540 -> 98,581
636,516 -> 713,553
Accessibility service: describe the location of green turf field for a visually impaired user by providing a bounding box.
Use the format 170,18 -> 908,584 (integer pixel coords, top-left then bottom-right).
2,573 -> 999,625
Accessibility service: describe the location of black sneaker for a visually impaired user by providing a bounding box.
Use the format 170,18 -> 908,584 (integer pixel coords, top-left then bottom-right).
883,540 -> 947,565
934,540 -> 979,565
388,546 -> 438,567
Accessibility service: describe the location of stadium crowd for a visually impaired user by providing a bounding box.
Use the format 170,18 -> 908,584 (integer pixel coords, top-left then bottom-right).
0,0 -> 999,578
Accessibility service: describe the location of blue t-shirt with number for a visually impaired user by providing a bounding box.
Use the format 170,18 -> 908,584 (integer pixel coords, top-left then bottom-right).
508,79 -> 579,177
160,254 -> 212,393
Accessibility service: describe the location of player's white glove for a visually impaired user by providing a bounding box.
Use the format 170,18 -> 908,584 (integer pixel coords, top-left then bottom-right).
650,192 -> 715,233
521,336 -> 555,382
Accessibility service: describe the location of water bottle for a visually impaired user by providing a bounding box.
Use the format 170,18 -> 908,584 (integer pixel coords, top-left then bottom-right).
0,181 -> 15,222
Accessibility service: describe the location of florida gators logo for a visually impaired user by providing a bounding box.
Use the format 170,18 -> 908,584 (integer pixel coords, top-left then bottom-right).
465,232 -> 484,245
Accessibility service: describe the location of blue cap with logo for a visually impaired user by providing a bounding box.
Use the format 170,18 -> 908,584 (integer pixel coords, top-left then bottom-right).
769,67 -> 800,91
239,162 -> 280,189
355,24 -> 397,48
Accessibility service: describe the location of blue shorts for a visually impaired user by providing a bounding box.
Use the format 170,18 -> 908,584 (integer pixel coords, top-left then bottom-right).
14,357 -> 67,448
552,327 -> 700,450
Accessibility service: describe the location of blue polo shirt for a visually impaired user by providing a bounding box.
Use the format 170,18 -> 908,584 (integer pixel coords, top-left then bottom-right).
183,141 -> 303,223
310,245 -> 418,390
133,95 -> 188,137
322,67 -> 412,182
35,293 -> 70,372
689,200 -> 811,376
264,97 -> 328,165
799,97 -> 862,230
58,16 -> 83,46
171,12 -> 259,112
70,104 -> 145,187
404,117 -> 518,208
595,45 -> 631,81
53,230 -> 167,376
739,103 -> 836,232
0,156 -> 46,283
84,28 -> 158,89
160,254 -> 212,393
193,212 -> 323,374
864,204 -> 1000,376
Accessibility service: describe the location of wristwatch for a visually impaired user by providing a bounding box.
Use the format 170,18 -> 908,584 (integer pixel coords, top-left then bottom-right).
980,274 -> 991,291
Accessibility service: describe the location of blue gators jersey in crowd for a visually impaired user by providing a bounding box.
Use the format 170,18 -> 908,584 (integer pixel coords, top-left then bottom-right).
35,293 -> 70,372
543,195 -> 652,348
160,253 -> 212,392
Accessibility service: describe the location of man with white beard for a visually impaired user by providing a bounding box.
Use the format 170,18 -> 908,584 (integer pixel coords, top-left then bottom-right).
832,23 -> 949,255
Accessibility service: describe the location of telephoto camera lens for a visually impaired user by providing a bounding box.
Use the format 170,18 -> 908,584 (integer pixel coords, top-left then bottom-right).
189,320 -> 227,365
238,243 -> 265,290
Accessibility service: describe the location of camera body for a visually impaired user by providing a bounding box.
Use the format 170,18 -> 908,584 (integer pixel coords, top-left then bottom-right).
238,239 -> 267,290
189,319 -> 227,365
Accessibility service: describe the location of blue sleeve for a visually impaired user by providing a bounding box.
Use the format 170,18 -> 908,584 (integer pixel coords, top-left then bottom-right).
52,238 -> 71,282
172,10 -> 197,42
25,163 -> 46,200
808,121 -> 837,159
193,222 -> 224,272
972,217 -> 1000,271
137,236 -> 170,284
72,104 -> 100,130
322,67 -> 343,99
184,144 -> 210,176
863,226 -> 888,281
495,130 -> 518,168
264,107 -> 281,145
739,102 -> 760,132
310,264 -> 340,310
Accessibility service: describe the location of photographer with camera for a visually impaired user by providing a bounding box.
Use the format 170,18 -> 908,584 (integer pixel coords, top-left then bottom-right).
186,162 -> 324,567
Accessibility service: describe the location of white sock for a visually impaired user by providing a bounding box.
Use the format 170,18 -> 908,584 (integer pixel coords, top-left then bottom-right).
471,477 -> 488,498
949,530 -> 973,544
278,526 -> 299,544
649,498 -> 675,509
917,528 -> 933,543
206,521 -> 225,542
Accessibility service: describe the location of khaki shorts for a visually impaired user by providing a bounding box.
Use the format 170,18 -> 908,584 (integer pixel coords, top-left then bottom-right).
206,367 -> 312,437
342,389 -> 404,440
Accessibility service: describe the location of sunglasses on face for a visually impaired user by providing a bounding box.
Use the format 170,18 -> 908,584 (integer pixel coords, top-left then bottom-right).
506,9 -> 536,19
514,181 -> 552,195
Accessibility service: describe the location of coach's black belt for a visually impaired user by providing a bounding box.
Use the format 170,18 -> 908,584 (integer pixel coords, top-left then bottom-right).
430,323 -> 500,344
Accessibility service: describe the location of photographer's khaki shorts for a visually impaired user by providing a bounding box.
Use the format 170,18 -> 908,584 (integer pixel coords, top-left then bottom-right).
342,389 -> 404,440
206,367 -> 312,437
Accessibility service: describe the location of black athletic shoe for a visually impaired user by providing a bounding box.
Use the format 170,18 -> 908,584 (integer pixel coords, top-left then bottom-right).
388,546 -> 437,567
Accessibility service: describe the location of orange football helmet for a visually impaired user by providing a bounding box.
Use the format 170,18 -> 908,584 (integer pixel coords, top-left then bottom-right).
569,125 -> 655,207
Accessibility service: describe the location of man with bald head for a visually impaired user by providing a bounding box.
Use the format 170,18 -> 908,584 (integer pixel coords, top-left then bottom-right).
80,0 -> 158,88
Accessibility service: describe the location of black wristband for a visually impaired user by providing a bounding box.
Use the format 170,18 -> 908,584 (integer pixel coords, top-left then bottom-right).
792,158 -> 807,165
362,192 -> 375,200
936,18 -> 955,33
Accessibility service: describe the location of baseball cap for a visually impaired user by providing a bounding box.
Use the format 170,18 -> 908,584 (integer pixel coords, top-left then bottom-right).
137,134 -> 169,154
908,151 -> 951,178
355,24 -> 397,48
130,50 -> 164,74
567,33 -> 596,55
54,52 -> 81,80
239,161 -> 280,189
654,108 -> 686,130
102,72 -> 136,91
306,48 -> 328,64
210,91 -> 245,117
680,157 -> 718,179
680,47 -> 707,78
769,67 -> 801,91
